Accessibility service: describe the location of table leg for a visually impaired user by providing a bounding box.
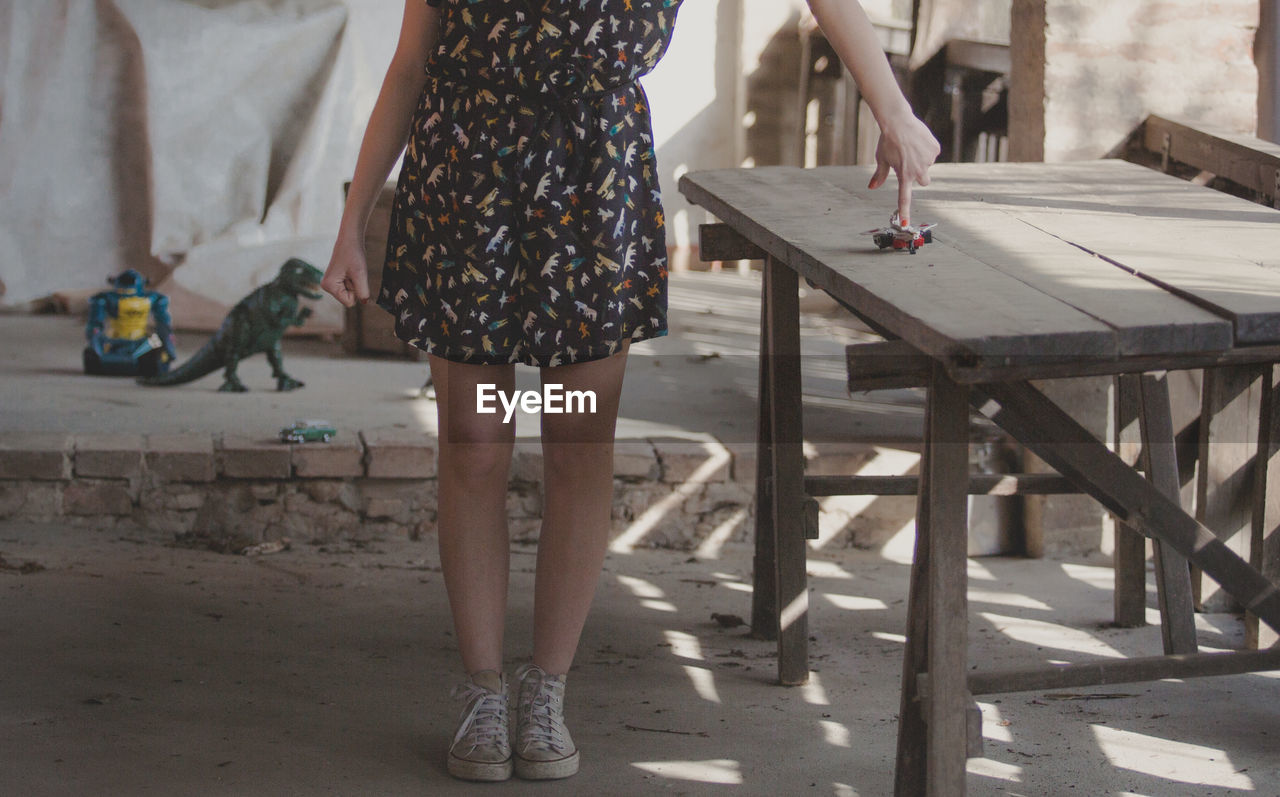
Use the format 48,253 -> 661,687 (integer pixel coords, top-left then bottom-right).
895,366 -> 972,795
1113,375 -> 1147,628
765,255 -> 809,685
1250,365 -> 1280,649
923,365 -> 971,796
751,258 -> 778,642
1195,366 -> 1265,612
1138,374 -> 1198,655
894,394 -> 933,797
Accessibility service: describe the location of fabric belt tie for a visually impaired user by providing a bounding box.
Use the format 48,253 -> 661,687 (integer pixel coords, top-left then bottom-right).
426,61 -> 637,189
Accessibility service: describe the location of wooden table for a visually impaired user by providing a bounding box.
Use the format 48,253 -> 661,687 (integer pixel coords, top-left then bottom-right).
678,160 -> 1280,796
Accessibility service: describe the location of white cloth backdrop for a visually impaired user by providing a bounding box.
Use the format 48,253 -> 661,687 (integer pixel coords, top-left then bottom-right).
0,0 -> 401,330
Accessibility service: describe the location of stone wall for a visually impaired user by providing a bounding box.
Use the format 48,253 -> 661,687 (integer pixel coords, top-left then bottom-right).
0,431 -> 876,554
1011,0 -> 1260,161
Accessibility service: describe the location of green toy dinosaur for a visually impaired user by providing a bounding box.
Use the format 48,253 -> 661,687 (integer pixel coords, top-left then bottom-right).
137,258 -> 324,392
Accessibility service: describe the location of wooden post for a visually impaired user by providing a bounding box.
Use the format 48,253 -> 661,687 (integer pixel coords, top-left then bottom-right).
1196,366 -> 1263,611
1251,366 -> 1280,649
894,400 -> 933,797
1113,374 -> 1147,628
1138,373 -> 1198,655
751,260 -> 778,642
925,364 -> 971,796
765,255 -> 809,685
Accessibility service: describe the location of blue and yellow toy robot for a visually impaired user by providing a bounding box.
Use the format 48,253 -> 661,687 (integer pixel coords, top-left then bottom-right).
83,269 -> 178,377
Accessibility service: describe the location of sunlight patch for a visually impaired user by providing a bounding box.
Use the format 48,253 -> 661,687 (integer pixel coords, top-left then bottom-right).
807,559 -> 856,580
617,574 -> 667,599
640,599 -> 678,613
872,631 -> 907,644
692,507 -> 748,560
980,612 -> 1126,658
609,439 -> 731,553
819,719 -> 852,748
1059,561 -> 1116,591
968,589 -> 1052,611
631,759 -> 743,785
880,520 -> 917,565
966,757 -> 1023,783
824,593 -> 888,611
1092,726 -> 1254,790
801,670 -> 831,707
978,701 -> 1013,743
664,630 -> 720,704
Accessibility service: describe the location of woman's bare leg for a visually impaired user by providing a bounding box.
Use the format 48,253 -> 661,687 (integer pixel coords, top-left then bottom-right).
532,341 -> 630,675
430,353 -> 517,676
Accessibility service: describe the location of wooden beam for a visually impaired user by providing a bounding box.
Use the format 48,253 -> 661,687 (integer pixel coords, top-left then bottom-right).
968,648 -> 1280,696
846,339 -> 931,390
698,223 -> 767,262
846,339 -> 1280,390
804,473 -> 1079,496
1142,114 -> 1280,201
944,344 -> 1280,386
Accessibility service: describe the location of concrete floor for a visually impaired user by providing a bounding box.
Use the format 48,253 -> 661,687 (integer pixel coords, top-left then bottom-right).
4,271 -> 1279,795
3,520 -> 1278,796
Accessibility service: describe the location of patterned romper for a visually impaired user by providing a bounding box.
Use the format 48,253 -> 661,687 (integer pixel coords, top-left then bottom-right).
376,0 -> 685,367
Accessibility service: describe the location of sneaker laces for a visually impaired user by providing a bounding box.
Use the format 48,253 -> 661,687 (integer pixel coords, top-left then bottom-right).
515,664 -> 570,754
450,681 -> 508,754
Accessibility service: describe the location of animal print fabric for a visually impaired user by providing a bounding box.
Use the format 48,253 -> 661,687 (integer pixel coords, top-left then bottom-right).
376,0 -> 684,367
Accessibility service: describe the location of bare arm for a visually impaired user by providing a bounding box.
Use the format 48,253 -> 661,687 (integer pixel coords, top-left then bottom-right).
805,0 -> 940,223
323,0 -> 441,308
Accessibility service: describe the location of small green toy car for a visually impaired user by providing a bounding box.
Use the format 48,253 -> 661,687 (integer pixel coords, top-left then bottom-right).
279,419 -> 336,444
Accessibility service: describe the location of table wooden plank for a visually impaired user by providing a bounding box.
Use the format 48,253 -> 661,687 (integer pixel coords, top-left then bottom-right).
1014,213 -> 1280,344
884,160 -> 1280,274
806,169 -> 1233,358
909,160 -> 1276,234
680,167 -> 1121,365
894,160 -> 1280,344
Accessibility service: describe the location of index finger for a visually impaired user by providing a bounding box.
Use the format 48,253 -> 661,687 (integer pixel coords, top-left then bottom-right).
897,173 -> 913,227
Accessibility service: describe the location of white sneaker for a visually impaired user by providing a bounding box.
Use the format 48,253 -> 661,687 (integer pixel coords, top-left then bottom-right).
512,663 -> 580,780
447,670 -> 512,781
